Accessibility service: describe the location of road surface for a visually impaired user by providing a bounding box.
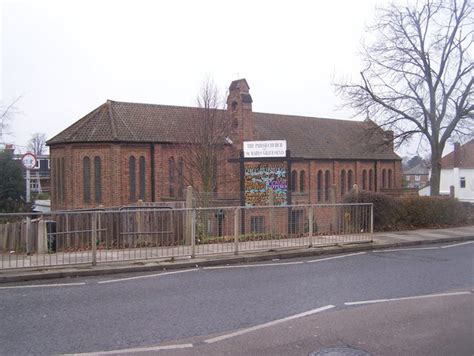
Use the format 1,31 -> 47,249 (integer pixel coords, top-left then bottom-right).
0,241 -> 472,355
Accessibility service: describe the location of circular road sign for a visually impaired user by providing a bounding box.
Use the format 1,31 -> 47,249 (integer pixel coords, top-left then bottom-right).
21,152 -> 37,170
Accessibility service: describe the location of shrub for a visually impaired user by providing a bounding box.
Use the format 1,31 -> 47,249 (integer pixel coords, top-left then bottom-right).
342,190 -> 399,231
343,191 -> 469,231
399,196 -> 468,228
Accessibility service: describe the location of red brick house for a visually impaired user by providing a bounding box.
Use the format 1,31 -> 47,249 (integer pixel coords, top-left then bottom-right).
47,79 -> 401,211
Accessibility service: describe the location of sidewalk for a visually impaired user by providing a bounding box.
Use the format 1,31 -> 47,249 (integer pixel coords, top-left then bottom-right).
1,225 -> 473,283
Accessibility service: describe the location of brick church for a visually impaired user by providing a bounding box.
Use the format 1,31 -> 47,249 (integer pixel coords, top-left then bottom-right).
47,79 -> 401,211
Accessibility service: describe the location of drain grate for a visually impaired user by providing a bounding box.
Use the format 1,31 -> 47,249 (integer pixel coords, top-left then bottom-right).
309,346 -> 371,356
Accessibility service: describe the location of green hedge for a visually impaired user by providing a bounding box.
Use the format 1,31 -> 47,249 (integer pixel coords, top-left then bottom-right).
342,191 -> 470,231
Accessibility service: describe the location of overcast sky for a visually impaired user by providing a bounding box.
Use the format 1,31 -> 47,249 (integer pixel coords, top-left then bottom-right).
2,0 -> 430,157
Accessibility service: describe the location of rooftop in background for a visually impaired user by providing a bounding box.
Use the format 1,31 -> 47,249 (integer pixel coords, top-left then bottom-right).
403,162 -> 430,175
442,139 -> 474,169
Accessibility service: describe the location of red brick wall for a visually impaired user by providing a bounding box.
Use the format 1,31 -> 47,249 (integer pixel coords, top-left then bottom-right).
50,146 -> 401,210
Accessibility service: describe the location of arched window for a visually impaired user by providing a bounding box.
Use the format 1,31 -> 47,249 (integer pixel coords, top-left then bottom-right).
362,170 -> 367,190
94,156 -> 101,203
129,156 -> 136,202
60,157 -> 65,202
53,158 -> 58,203
139,156 -> 146,200
348,170 -> 354,192
291,170 -> 297,192
340,170 -> 346,196
83,157 -> 91,203
299,171 -> 306,193
388,169 -> 393,188
57,157 -> 62,203
369,169 -> 374,191
317,170 -> 323,202
382,169 -> 387,188
177,158 -> 184,199
324,170 -> 331,202
169,157 -> 175,197
212,157 -> 218,193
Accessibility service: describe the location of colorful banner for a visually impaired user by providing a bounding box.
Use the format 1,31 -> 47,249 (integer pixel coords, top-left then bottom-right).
244,163 -> 287,206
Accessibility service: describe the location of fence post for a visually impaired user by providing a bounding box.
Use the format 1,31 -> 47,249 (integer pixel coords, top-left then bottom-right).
370,204 -> 374,237
330,185 -> 337,233
26,217 -> 31,255
234,207 -> 240,255
91,212 -> 97,266
185,186 -> 193,245
308,206 -> 313,247
37,219 -> 47,254
191,209 -> 196,259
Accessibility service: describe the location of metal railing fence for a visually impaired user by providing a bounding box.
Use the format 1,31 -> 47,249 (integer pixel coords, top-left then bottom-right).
0,203 -> 372,270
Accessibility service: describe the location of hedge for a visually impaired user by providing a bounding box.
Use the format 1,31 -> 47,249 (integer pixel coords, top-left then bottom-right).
342,191 -> 470,231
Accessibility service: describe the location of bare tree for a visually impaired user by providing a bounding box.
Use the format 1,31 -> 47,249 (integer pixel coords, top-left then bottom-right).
336,0 -> 473,195
28,133 -> 47,155
182,79 -> 234,207
0,97 -> 21,142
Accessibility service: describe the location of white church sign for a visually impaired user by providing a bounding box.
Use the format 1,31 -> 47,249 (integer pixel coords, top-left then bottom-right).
243,140 -> 287,158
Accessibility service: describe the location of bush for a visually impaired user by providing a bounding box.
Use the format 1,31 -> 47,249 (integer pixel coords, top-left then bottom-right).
399,196 -> 468,228
343,191 -> 469,231
343,190 -> 399,231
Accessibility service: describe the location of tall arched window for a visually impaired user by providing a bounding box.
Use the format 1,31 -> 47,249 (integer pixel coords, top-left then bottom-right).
382,169 -> 387,188
177,158 -> 184,199
94,156 -> 102,203
83,157 -> 91,203
53,158 -> 58,203
340,170 -> 346,196
56,157 -> 62,203
348,170 -> 354,192
317,170 -> 323,202
362,170 -> 367,190
129,156 -> 136,202
169,157 -> 175,197
369,169 -> 374,191
388,169 -> 393,188
299,171 -> 306,193
60,157 -> 65,202
139,156 -> 145,200
57,158 -> 63,203
291,170 -> 297,192
212,157 -> 218,193
324,170 -> 331,202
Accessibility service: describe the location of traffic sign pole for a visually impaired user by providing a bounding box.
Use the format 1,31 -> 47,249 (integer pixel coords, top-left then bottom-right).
26,169 -> 31,202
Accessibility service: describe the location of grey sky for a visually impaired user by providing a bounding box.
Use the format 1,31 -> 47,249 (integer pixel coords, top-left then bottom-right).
2,0 -> 428,157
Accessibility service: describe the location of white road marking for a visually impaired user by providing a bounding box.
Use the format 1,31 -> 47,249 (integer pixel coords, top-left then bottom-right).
0,282 -> 86,290
306,252 -> 366,263
204,305 -> 335,344
373,247 -> 440,253
203,261 -> 304,270
69,343 -> 194,355
440,241 -> 474,249
98,269 -> 197,284
344,291 -> 472,306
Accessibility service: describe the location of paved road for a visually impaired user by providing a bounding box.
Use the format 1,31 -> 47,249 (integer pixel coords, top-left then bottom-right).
0,241 -> 472,355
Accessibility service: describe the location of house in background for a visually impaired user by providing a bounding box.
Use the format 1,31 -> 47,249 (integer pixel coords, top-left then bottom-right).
6,144 -> 51,195
439,140 -> 474,202
403,162 -> 430,188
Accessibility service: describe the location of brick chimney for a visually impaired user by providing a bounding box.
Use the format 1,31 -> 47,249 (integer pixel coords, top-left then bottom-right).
385,130 -> 394,150
227,78 -> 253,144
453,142 -> 461,167
4,144 -> 14,157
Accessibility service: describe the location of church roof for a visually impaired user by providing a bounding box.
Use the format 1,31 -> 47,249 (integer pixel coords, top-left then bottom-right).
47,100 -> 400,161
